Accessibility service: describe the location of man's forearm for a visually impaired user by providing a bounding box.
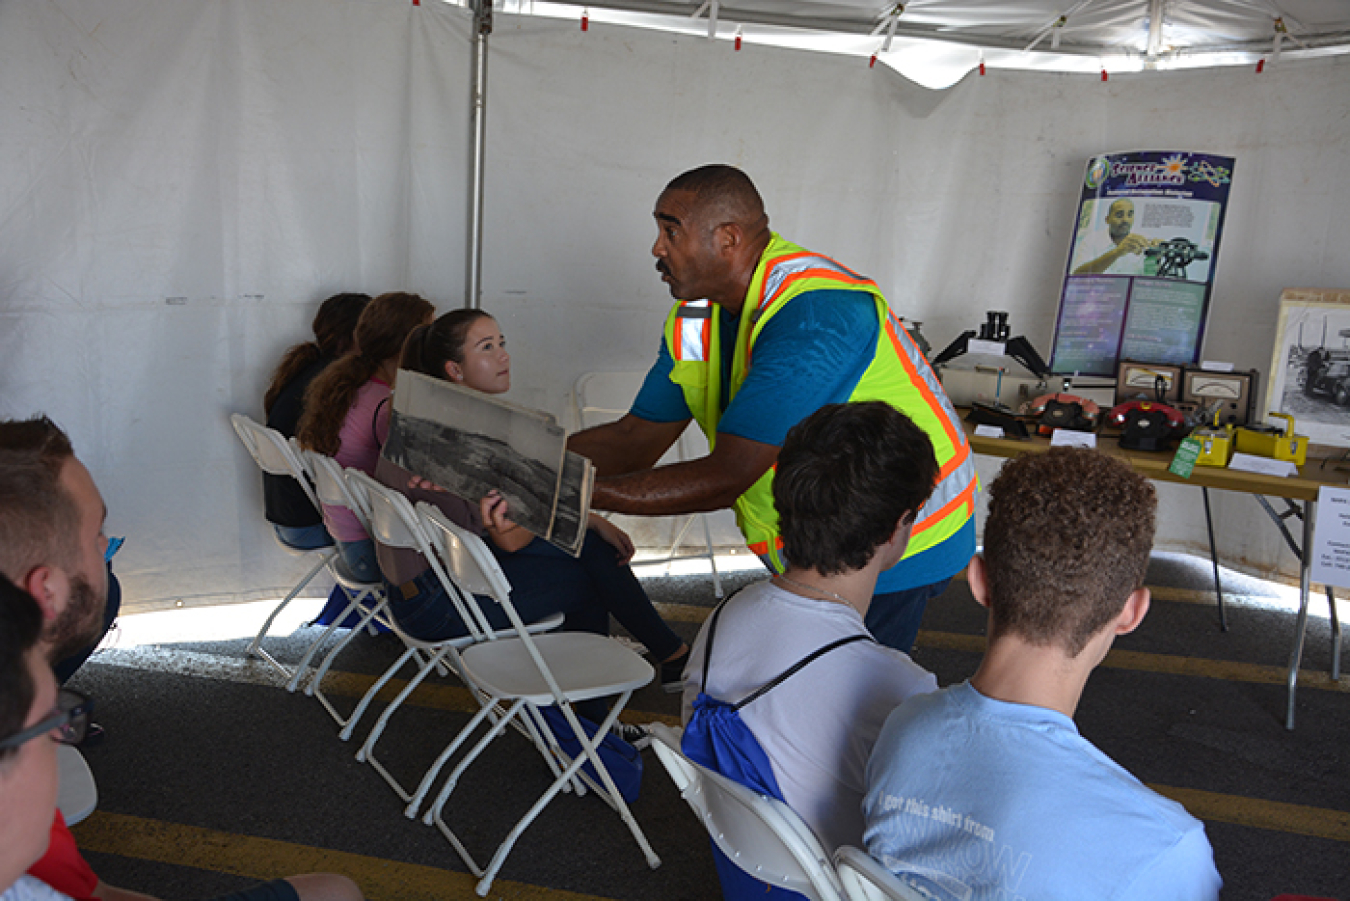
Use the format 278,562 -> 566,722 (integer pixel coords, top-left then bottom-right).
568,415 -> 688,477
591,459 -> 743,516
589,432 -> 780,516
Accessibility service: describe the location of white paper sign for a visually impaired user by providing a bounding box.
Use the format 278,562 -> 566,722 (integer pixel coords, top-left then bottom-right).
1229,452 -> 1298,478
1311,486 -> 1350,588
1050,429 -> 1097,448
967,338 -> 1006,357
973,424 -> 1005,439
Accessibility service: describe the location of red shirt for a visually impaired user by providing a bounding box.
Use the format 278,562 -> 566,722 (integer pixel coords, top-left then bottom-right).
27,811 -> 99,901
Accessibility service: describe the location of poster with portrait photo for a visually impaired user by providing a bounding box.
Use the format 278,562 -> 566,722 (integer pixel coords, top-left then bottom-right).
1049,151 -> 1235,376
1266,288 -> 1350,449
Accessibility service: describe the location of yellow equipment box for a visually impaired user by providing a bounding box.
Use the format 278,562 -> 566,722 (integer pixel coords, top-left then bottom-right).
1235,413 -> 1309,468
1191,423 -> 1235,467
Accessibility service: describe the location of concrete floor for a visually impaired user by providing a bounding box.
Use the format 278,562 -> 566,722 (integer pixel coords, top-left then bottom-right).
62,553 -> 1348,901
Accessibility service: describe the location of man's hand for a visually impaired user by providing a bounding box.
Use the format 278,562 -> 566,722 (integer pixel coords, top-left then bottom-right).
1116,233 -> 1156,256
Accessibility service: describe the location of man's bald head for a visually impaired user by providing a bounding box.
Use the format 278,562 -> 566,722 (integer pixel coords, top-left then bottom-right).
652,165 -> 772,311
664,164 -> 767,235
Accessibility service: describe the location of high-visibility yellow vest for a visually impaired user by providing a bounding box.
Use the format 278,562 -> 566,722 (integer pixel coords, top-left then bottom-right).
662,234 -> 978,573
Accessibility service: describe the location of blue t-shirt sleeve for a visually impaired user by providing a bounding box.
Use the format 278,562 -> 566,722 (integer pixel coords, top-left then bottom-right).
1121,826 -> 1222,901
629,338 -> 692,423
718,289 -> 880,447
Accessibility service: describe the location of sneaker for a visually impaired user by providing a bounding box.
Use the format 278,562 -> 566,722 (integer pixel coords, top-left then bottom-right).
612,721 -> 652,750
660,649 -> 690,694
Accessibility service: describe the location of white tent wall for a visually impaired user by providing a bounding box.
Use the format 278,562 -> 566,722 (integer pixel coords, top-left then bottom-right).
1,0 -> 1347,608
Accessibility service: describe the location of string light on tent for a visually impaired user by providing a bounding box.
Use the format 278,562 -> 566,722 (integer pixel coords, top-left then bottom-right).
869,3 -> 903,70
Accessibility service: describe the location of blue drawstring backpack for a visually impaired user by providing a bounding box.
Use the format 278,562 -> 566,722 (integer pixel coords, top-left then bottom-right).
539,705 -> 644,804
681,601 -> 869,901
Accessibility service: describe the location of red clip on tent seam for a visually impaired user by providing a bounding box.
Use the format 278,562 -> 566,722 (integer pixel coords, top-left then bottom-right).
1256,58 -> 1265,72
1100,66 -> 1108,81
582,8 -> 589,30
734,26 -> 742,51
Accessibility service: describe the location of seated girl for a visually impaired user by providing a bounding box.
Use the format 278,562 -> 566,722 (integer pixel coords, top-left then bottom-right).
263,292 -> 371,550
374,310 -> 690,690
296,292 -> 436,581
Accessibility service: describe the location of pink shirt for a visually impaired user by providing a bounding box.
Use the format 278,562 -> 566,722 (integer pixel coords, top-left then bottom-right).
323,377 -> 391,542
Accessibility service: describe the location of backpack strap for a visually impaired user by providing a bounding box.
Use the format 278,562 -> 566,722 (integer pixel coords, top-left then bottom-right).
699,594 -> 872,710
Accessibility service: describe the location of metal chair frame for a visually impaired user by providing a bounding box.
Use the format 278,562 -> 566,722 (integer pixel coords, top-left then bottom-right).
573,371 -> 723,598
417,509 -> 662,896
834,846 -> 931,901
341,470 -> 564,811
229,414 -> 345,689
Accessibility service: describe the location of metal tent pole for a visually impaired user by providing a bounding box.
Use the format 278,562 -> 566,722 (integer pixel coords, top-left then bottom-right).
466,0 -> 492,310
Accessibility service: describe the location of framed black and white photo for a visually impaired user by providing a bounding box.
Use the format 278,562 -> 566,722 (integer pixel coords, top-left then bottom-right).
1266,288 -> 1350,448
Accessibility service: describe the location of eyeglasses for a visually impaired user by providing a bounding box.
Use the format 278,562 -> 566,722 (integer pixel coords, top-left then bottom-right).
0,689 -> 93,752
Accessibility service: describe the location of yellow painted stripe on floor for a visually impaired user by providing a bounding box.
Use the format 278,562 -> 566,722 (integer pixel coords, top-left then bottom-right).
73,811 -> 614,901
312,670 -> 683,727
1150,785 -> 1350,843
914,631 -> 1350,693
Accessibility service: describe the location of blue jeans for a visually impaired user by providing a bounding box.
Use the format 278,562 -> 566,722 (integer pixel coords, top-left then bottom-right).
335,538 -> 381,583
863,579 -> 952,655
273,523 -> 334,551
388,531 -> 683,660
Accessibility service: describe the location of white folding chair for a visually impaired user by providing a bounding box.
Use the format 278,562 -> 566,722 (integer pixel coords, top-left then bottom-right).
57,745 -> 98,826
294,450 -> 394,720
647,722 -> 846,901
229,414 -> 343,688
417,511 -> 662,896
834,846 -> 931,901
573,371 -> 723,598
342,470 -> 563,811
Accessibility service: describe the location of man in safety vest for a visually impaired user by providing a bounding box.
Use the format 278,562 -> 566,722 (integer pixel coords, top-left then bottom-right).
569,164 -> 978,653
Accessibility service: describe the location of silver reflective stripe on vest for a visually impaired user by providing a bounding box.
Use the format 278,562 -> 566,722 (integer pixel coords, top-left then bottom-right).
890,312 -> 965,442
888,312 -> 978,526
754,254 -> 870,323
915,451 -> 977,525
676,300 -> 712,362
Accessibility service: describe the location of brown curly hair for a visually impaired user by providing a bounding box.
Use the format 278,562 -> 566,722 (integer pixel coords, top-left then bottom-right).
982,448 -> 1156,656
296,292 -> 434,455
263,293 -> 371,416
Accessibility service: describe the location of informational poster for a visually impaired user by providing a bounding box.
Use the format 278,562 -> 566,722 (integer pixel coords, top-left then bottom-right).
1312,485 -> 1350,589
1050,151 -> 1235,376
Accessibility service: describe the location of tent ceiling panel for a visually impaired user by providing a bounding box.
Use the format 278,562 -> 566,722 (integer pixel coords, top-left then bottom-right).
510,0 -> 1350,59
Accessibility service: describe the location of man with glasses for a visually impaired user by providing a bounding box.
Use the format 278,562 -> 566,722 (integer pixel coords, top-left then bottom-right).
0,419 -> 364,901
1,572 -> 83,901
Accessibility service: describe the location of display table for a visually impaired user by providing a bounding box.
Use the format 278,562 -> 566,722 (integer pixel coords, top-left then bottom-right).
961,414 -> 1344,729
